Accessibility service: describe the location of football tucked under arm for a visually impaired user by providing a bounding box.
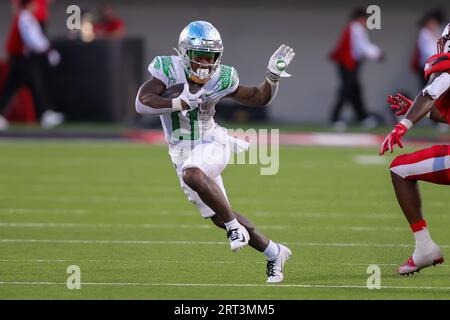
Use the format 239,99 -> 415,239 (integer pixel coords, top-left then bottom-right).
135,79 -> 195,115
135,77 -> 174,115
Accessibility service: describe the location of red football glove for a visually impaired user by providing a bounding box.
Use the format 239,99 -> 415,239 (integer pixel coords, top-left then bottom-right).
387,93 -> 413,116
379,123 -> 408,155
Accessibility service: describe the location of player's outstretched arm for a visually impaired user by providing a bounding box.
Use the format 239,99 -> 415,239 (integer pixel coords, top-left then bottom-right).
388,93 -> 447,123
404,72 -> 450,124
402,93 -> 436,124
380,73 -> 448,155
380,93 -> 436,155
229,45 -> 295,107
229,82 -> 272,107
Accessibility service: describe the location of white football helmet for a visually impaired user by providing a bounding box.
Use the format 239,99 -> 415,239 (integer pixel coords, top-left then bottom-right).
437,23 -> 450,53
177,21 -> 223,80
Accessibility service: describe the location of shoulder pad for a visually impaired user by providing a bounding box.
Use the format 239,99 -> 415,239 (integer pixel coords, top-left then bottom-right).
148,56 -> 178,87
424,53 -> 450,80
216,65 -> 239,92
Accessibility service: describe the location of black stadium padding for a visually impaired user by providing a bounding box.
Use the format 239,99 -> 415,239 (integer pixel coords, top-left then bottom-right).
48,38 -> 144,122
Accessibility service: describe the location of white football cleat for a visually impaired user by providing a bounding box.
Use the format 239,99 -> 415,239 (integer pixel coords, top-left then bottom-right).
397,242 -> 444,276
266,244 -> 292,283
0,115 -> 9,131
227,226 -> 250,252
41,110 -> 64,129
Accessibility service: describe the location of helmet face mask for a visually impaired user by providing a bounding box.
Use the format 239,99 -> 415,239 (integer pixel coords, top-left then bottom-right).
437,23 -> 450,54
177,21 -> 224,81
187,50 -> 221,79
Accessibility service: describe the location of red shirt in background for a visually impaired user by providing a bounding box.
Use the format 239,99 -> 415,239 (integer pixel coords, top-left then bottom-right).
6,14 -> 23,56
94,18 -> 125,37
330,23 -> 356,71
11,0 -> 49,22
34,0 -> 49,23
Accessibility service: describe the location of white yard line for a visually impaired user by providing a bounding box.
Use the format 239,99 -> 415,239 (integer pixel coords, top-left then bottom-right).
353,155 -> 388,165
0,195 -> 410,206
0,222 -> 412,232
0,281 -> 449,291
1,208 -> 448,221
251,211 -> 450,220
0,239 -> 227,245
0,259 -> 250,265
0,259 -> 448,268
1,238 -> 449,248
0,222 -> 212,229
0,208 -> 197,216
0,208 -> 88,215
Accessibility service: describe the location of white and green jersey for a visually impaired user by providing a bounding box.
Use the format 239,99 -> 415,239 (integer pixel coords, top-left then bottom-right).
148,55 -> 239,151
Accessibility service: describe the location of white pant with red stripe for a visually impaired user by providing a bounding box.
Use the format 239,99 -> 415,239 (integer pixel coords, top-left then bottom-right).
390,145 -> 450,184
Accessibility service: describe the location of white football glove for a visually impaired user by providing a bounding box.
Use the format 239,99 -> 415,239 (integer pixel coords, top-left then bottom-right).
171,83 -> 205,113
267,44 -> 295,83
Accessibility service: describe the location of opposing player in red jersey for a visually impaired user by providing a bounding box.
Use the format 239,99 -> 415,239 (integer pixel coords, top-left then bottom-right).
380,23 -> 450,275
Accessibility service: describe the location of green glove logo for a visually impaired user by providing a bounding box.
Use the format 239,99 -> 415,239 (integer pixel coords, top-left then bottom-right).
276,60 -> 286,72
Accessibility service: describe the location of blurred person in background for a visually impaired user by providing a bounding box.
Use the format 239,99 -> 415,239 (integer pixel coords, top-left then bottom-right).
329,7 -> 384,131
0,0 -> 63,131
410,9 -> 448,133
411,9 -> 446,87
12,0 -> 54,32
93,3 -> 125,39
32,0 -> 54,32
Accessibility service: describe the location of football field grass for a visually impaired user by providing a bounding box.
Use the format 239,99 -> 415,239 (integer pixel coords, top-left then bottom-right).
0,140 -> 449,299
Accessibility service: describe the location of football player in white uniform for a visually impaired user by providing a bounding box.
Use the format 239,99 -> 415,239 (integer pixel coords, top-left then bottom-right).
135,21 -> 295,282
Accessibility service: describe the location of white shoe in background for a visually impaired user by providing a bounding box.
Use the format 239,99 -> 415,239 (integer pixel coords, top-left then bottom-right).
332,120 -> 347,132
41,110 -> 64,129
0,115 -> 9,131
361,116 -> 378,129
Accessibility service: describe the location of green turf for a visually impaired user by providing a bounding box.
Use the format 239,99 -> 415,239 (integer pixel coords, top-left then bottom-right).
0,140 -> 449,299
